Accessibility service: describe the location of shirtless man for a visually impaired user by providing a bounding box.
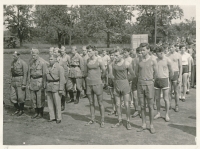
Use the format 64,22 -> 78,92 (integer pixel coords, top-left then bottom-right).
110,50 -> 135,130
136,43 -> 158,134
154,46 -> 174,122
166,44 -> 182,112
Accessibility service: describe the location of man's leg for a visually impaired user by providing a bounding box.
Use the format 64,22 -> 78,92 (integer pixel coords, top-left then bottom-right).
108,87 -> 116,115
86,93 -> 96,125
10,86 -> 20,115
36,89 -> 45,119
30,91 -> 39,119
132,90 -> 140,117
182,73 -> 188,101
97,94 -> 105,127
154,89 -> 161,119
123,93 -> 132,130
75,78 -> 83,104
53,92 -> 62,123
66,79 -> 74,103
172,81 -> 179,112
17,86 -> 26,116
47,92 -> 56,121
163,88 -> 170,121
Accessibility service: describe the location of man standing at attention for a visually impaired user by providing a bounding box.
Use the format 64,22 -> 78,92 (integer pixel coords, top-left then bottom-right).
85,45 -> 106,127
154,46 -> 174,122
111,50 -> 135,130
44,55 -> 65,124
101,49 -> 110,89
28,49 -> 47,119
10,51 -> 28,116
166,44 -> 182,112
67,46 -> 84,104
59,46 -> 70,111
135,43 -> 158,134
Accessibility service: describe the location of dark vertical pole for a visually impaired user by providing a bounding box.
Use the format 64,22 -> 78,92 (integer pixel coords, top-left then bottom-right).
155,6 -> 157,45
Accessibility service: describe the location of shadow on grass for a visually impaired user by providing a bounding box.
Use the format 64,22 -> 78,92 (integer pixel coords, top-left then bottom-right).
62,111 -> 140,129
168,124 -> 196,136
188,116 -> 196,120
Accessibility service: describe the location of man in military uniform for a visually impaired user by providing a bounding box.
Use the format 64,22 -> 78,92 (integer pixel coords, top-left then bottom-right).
67,46 -> 84,104
59,46 -> 70,111
44,54 -> 65,124
82,46 -> 89,98
28,49 -> 47,119
10,51 -> 28,116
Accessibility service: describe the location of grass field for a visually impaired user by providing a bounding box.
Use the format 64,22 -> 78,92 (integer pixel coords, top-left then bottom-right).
3,53 -> 196,145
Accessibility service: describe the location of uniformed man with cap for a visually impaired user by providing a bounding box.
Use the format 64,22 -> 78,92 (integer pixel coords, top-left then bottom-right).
44,54 -> 65,124
10,51 -> 28,116
28,48 -> 47,119
58,46 -> 70,111
67,46 -> 84,104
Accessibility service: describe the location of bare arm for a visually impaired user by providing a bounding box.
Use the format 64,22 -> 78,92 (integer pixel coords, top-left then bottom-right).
135,58 -> 139,78
99,58 -> 106,78
167,58 -> 174,78
125,60 -> 136,78
152,59 -> 158,80
178,54 -> 182,79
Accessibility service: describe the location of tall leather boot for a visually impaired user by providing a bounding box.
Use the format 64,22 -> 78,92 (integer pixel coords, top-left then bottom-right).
18,103 -> 24,116
31,108 -> 39,119
67,91 -> 74,103
74,91 -> 80,104
61,96 -> 65,111
37,108 -> 43,119
12,103 -> 20,115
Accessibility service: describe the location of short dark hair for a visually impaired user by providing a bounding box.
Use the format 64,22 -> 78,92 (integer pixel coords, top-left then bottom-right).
150,45 -> 155,52
155,46 -> 164,53
136,47 -> 142,53
109,49 -> 115,55
179,44 -> 186,49
123,48 -> 131,53
140,43 -> 150,49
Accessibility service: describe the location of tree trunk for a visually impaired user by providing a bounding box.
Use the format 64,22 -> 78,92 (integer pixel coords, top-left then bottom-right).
57,31 -> 62,48
69,34 -> 71,46
107,32 -> 110,48
20,38 -> 22,47
63,36 -> 65,46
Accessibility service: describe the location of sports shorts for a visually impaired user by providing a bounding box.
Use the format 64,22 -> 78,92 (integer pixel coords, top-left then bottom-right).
108,78 -> 114,88
114,79 -> 130,96
137,83 -> 154,99
86,84 -> 103,95
182,65 -> 189,74
170,71 -> 179,82
131,77 -> 138,91
154,78 -> 169,89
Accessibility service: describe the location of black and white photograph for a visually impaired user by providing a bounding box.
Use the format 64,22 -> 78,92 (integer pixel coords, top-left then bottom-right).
3,2 -> 197,146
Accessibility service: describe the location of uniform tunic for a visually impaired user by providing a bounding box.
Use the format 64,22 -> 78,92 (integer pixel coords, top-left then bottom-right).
28,57 -> 47,108
45,62 -> 65,120
10,58 -> 28,103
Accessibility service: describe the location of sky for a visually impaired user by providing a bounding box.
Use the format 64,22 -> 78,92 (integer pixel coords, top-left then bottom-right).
131,5 -> 196,24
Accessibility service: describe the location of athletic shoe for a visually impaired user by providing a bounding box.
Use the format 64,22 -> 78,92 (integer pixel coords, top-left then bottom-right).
126,121 -> 132,130
154,113 -> 161,120
108,111 -> 116,115
150,127 -> 156,134
182,97 -> 186,102
131,111 -> 139,117
165,115 -> 170,122
111,121 -> 123,128
100,122 -> 105,128
137,125 -> 147,132
175,105 -> 179,112
85,120 -> 96,126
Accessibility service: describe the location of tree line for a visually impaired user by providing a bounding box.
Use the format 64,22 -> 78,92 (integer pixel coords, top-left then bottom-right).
3,5 -> 196,48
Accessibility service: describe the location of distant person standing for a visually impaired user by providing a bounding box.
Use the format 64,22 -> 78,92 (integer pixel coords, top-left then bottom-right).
44,55 -> 65,124
28,49 -> 47,119
102,49 -> 110,89
10,51 -> 28,116
67,46 -> 84,104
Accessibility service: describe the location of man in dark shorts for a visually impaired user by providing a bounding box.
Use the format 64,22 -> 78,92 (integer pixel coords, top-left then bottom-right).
110,50 -> 135,130
107,49 -> 117,116
82,46 -> 89,98
166,44 -> 182,112
84,45 -> 106,128
135,43 -> 158,134
154,46 -> 174,122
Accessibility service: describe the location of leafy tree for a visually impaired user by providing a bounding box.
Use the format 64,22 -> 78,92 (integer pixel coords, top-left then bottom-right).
34,5 -> 79,47
79,5 -> 134,48
136,5 -> 183,43
4,5 -> 33,47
